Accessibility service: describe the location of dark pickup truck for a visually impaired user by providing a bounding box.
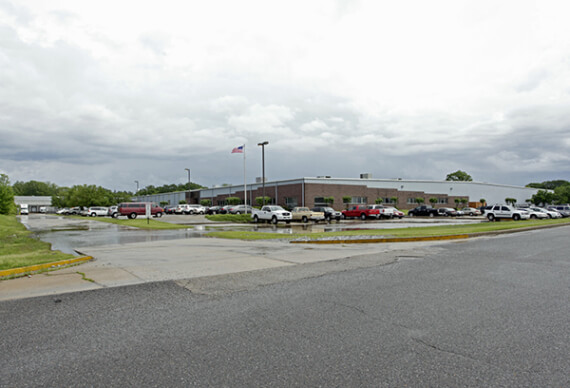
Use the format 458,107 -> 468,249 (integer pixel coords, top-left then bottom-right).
407,205 -> 439,217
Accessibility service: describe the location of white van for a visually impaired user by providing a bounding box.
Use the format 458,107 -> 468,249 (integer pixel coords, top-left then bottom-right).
20,204 -> 29,215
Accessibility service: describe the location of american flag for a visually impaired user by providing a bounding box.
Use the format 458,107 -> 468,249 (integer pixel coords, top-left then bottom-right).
231,145 -> 244,153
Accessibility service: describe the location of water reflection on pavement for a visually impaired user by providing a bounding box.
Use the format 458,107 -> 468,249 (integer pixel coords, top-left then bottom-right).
20,214 -> 484,256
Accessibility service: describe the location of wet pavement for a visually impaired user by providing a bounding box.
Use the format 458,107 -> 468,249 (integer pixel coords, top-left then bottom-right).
18,214 -> 485,255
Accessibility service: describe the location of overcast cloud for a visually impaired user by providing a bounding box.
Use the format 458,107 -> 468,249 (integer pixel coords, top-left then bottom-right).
1,0 -> 570,191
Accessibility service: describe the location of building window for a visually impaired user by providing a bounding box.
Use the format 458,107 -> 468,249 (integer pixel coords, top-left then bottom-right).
438,198 -> 448,204
383,197 -> 395,204
407,197 -> 422,204
284,197 -> 298,208
351,196 -> 367,204
314,197 -> 325,206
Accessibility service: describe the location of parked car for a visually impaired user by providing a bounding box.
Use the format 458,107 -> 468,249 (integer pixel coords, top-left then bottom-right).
342,205 -> 380,220
517,207 -> 548,219
547,205 -> 570,217
207,206 -> 222,214
486,205 -> 530,221
311,206 -> 342,221
531,207 -> 561,218
175,204 -> 190,214
479,205 -> 493,215
56,208 -> 69,215
68,207 -> 82,215
219,205 -> 235,214
367,204 -> 395,219
117,202 -> 164,219
163,205 -> 177,214
291,207 -> 325,223
407,205 -> 439,217
186,204 -> 207,214
251,206 -> 292,224
83,206 -> 109,217
385,207 -> 405,219
229,205 -> 254,214
108,206 -> 119,218
461,207 -> 482,216
437,207 -> 459,216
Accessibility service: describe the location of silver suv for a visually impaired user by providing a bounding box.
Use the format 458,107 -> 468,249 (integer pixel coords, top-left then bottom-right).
486,205 -> 530,221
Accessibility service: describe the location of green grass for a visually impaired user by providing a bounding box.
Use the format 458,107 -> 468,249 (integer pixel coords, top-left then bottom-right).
0,215 -> 75,271
206,217 -> 570,241
205,214 -> 252,223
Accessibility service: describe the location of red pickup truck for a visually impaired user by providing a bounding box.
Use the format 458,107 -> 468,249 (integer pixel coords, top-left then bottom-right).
342,205 -> 380,220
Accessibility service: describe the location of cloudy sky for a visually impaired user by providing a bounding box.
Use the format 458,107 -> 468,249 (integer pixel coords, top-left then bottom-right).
1,0 -> 570,192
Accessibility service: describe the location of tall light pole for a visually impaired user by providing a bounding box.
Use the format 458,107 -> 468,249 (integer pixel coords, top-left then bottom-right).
257,141 -> 268,206
134,180 -> 139,193
185,168 -> 190,204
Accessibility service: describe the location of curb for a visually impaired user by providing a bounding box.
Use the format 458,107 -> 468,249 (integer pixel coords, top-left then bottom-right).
0,256 -> 94,279
290,222 -> 569,244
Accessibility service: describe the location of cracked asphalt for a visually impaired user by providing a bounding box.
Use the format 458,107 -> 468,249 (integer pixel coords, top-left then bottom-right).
1,226 -> 569,387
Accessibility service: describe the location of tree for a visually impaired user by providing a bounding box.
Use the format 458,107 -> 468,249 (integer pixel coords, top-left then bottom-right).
454,198 -> 461,208
375,197 -> 384,204
324,196 -> 335,205
0,174 -> 15,215
200,199 -> 212,207
460,198 -> 468,206
530,190 -> 554,206
415,197 -> 425,205
554,185 -> 570,204
480,198 -> 486,206
342,196 -> 352,209
429,197 -> 438,207
226,197 -> 241,205
12,180 -> 58,196
505,197 -> 517,206
445,170 -> 473,182
390,196 -> 398,205
255,196 -> 271,207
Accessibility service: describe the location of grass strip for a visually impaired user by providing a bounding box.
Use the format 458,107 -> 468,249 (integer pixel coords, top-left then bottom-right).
0,215 -> 75,270
206,218 -> 570,241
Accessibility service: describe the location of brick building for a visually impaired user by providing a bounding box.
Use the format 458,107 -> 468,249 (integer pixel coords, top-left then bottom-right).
135,176 -> 542,210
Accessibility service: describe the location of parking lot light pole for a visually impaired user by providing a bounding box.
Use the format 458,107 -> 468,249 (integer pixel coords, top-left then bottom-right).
257,141 -> 268,206
185,168 -> 190,203
134,180 -> 139,194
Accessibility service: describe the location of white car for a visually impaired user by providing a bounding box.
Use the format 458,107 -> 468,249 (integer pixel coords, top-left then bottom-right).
186,204 -> 207,214
252,206 -> 292,224
83,206 -> 109,217
486,205 -> 530,221
518,208 -> 548,219
175,204 -> 190,214
530,207 -> 561,219
461,207 -> 482,216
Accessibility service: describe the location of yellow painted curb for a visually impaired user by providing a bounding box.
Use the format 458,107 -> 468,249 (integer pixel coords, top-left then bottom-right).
291,234 -> 470,244
0,256 -> 94,278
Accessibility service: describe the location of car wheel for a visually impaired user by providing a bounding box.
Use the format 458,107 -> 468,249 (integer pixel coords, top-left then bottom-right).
253,215 -> 259,223
129,212 -> 137,219
360,213 -> 367,220
236,211 -> 241,215
487,214 -> 495,221
408,212 -> 414,217
429,213 -> 434,218
271,216 -> 278,224
326,215 -> 331,222
530,214 -> 537,219
302,216 -> 308,223
156,212 -> 162,218
513,214 -> 521,221
336,217 -> 341,222
90,213 -> 96,217
285,220 -> 291,224
342,214 -> 347,220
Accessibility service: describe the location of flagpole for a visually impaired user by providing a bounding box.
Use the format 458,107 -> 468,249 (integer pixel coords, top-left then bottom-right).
243,144 -> 247,213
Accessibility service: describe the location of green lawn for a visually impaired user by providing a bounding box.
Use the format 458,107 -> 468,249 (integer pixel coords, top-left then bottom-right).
0,215 -> 75,271
206,218 -> 570,240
